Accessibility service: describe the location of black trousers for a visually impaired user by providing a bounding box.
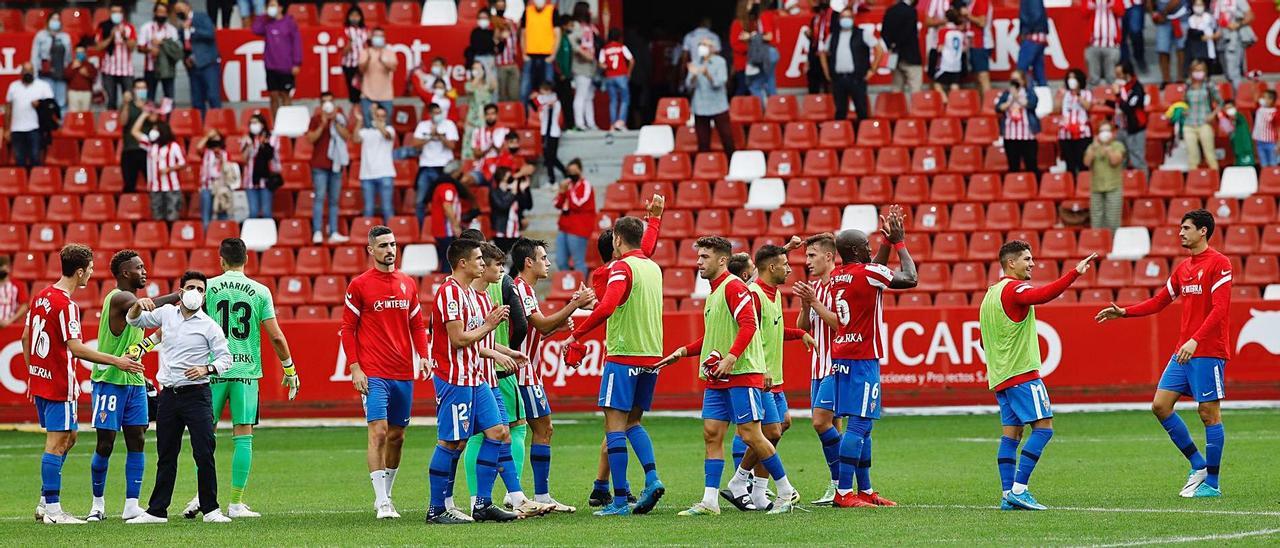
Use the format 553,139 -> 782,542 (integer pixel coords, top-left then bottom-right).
122,149 -> 147,193
542,136 -> 566,185
147,383 -> 218,518
1060,137 -> 1092,176
207,0 -> 235,28
694,112 -> 736,154
832,73 -> 870,121
1004,139 -> 1039,177
807,53 -> 829,93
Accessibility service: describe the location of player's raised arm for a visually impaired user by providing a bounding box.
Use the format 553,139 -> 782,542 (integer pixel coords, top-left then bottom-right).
873,204 -> 905,266
1011,254 -> 1096,306
640,194 -> 665,257
883,209 -> 918,289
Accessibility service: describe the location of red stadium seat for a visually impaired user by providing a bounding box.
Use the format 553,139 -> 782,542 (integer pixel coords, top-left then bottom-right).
893,175 -> 928,205
675,180 -> 712,209
80,138 -> 116,167
785,178 -> 821,207
914,203 -> 949,232
496,102 -> 525,127
800,94 -> 836,121
903,233 -> 931,261
603,182 -> 639,213
296,247 -> 331,275
98,166 -> 124,193
983,145 -> 1009,172
1222,225 -> 1259,255
695,209 -> 732,236
1096,259 -> 1133,288
1207,197 -> 1239,225
654,97 -> 691,126
1259,225 -> 1280,254
1148,226 -> 1182,256
62,166 -> 97,195
287,2 -> 318,25
805,206 -> 842,234
946,144 -> 982,174
1079,288 -> 1116,303
663,210 -> 694,239
656,153 -> 692,180
802,149 -> 838,177
927,118 -> 962,146
930,174 -> 964,203
767,207 -> 804,236
946,89 -> 980,118
763,95 -> 799,123
766,150 -> 801,178
747,123 -> 783,150
294,306 -> 327,321
168,108 -> 200,138
826,176 -> 858,204
839,148 -> 874,176
783,122 -> 818,150
1132,258 -> 1170,287
909,91 -> 944,119
1002,173 -> 1038,201
729,96 -> 763,125
47,195 -> 79,220
1077,229 -> 1113,257
949,203 -> 984,232
967,232 -> 1002,261
1038,172 -> 1074,200
0,168 -> 26,195
910,147 -> 945,174
619,155 -> 655,182
1165,198 -> 1204,225
44,139 -> 79,168
204,108 -> 239,136
81,194 -> 115,223
115,194 -> 149,221
934,292 -> 969,307
1240,196 -> 1277,224
58,111 -> 93,139
348,217 -> 380,242
203,221 -> 239,248
358,1 -> 388,25
693,152 -> 728,180
1129,198 -> 1166,228
985,202 -> 1020,231
892,119 -> 925,146
638,182 -> 675,207
648,239 -> 677,268
132,222 -> 168,250
856,119 -> 891,148
65,223 -> 99,248
1040,229 -> 1077,259
10,196 -> 45,224
858,176 -> 893,204
966,173 -> 1000,202
276,276 -> 312,306
964,117 -> 1000,145
1148,170 -> 1184,197
818,121 -> 855,149
99,222 -> 133,249
1184,168 -> 1219,197
388,1 -> 421,24
165,221 -> 201,250
1242,255 -> 1278,285
898,293 -> 933,307
1021,201 -> 1057,230
875,147 -> 909,176
330,247 -> 367,276
950,263 -> 986,292
932,233 -> 967,262
28,223 -> 64,251
732,210 -> 768,237
873,92 -> 907,119
663,269 -> 696,298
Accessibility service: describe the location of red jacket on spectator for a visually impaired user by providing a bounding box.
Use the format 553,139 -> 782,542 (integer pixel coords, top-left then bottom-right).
729,11 -> 779,72
554,176 -> 596,238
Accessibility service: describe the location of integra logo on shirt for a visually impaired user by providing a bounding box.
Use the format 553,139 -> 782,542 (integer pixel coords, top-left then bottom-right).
372,298 -> 411,312
1182,284 -> 1203,295
834,332 -> 864,344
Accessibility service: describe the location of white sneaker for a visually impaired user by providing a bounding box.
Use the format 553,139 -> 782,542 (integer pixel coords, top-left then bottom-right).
1181,468 -> 1209,498
126,512 -> 168,524
121,501 -> 144,520
44,511 -> 87,524
328,233 -> 350,243
312,231 -> 324,244
202,509 -> 232,523
34,503 -> 45,522
376,502 -> 397,519
536,497 -> 577,513
387,500 -> 401,519
228,503 -> 261,518
85,509 -> 106,522
446,507 -> 475,522
181,495 -> 200,519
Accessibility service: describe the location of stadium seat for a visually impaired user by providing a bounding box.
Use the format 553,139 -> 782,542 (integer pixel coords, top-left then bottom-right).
28,167 -> 62,194
892,119 -> 925,146
169,108 -> 200,137
745,179 -> 786,210
1243,255 -> 1280,285
767,207 -> 804,236
635,125 -> 675,157
726,151 -> 766,182
966,173 -> 1001,202
1078,288 -> 1115,303
1131,257 -> 1170,288
873,92 -> 907,119
763,95 -> 799,123
964,117 -> 1000,145
947,89 -> 980,118
293,306 -> 326,321
766,150 -> 801,178
358,1 -> 388,24
945,144 -> 982,174
115,194 -> 149,221
258,249 -> 295,277
1259,225 -> 1280,254
1208,197 -> 1240,225
1165,197 -> 1204,225
61,166 -> 96,195
933,292 -> 968,307
892,175 -> 928,204
857,176 -> 892,204
909,91 -> 944,119
58,111 -> 93,139
932,233 -> 967,262
1234,285 -> 1260,301
927,118 -> 962,146
695,209 -> 732,236
653,97 -> 691,126
275,276 -> 311,306
1143,226 -> 1179,256
693,152 -> 729,180
802,149 -> 838,177
839,148 -> 874,176
65,222 -> 99,248
310,275 -> 346,305
656,153 -> 692,180
729,96 -> 763,125
800,94 -> 835,121
914,203 -> 949,232
48,195 -> 80,221
910,147 -> 945,174
240,219 -> 278,251
1222,225 -> 1259,255
0,224 -> 25,253
728,210 -> 765,238
1072,228 -> 1111,258
1002,173 -> 1038,201
1259,167 -> 1280,195
1039,229 -> 1076,260
1095,259 -> 1133,288
347,217 -> 380,243
818,120 -> 855,149
99,221 -> 137,249
1038,172 -> 1074,200
1108,227 -> 1150,260
785,178 -> 821,206
839,205 -> 877,233
663,210 -> 694,239
806,205 -> 842,234
897,293 -> 932,307
1185,168 -> 1219,197
1240,196 -> 1277,224
28,223 -> 64,251
203,221 -> 238,248
983,145 -> 1009,172
950,263 -> 986,292
1128,198 -> 1166,228
746,123 -> 783,151
399,244 -> 438,276
929,174 -> 964,203
875,147 -> 909,176
826,176 -> 858,204
287,2 -> 318,24
949,203 -> 984,232
95,166 -> 121,194
10,196 -> 44,224
985,202 -> 1020,231
856,119 -> 891,148
1148,170 -> 1184,197
0,168 -> 26,196
602,182 -> 638,213
619,155 -> 654,182
783,122 -> 818,150
1021,201 -> 1056,230
663,269 -> 696,298
1216,165 -> 1258,198
638,182 -> 675,207
80,194 -> 115,223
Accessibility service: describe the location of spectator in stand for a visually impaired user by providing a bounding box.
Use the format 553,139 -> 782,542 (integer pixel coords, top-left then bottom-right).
965,0 -> 994,94
1108,61 -> 1148,171
65,44 -> 98,113
208,0 -> 235,29
338,5 -> 368,104
175,1 -> 222,116
412,102 -> 460,227
679,16 -> 721,70
996,70 -> 1041,177
823,7 -> 883,121
1213,0 -> 1254,88
0,256 -> 28,329
407,57 -> 453,106
1253,90 -> 1278,167
920,0 -> 949,90
533,80 -> 567,185
462,61 -> 497,160
353,105 -> 397,224
479,132 -> 536,192
882,0 -> 923,93
358,27 -> 397,128
1184,0 -> 1216,75
120,81 -> 149,193
805,1 -> 834,93
491,0 -> 522,102
131,109 -> 187,221
195,129 -> 234,227
1084,0 -> 1124,86
470,103 -> 509,170
470,9 -> 499,81
1085,122 -> 1127,232
569,3 -> 599,131
139,2 -> 179,103
427,164 -> 471,273
430,79 -> 453,119
1120,0 -> 1147,73
1182,60 -> 1222,170
6,63 -> 54,169
1017,0 -> 1050,86
688,38 -> 735,154
237,0 -> 266,28
96,3 -> 137,111
520,0 -> 560,106
1151,0 -> 1188,83
554,14 -> 577,125
253,0 -> 302,118
31,12 -> 72,113
931,9 -> 967,94
553,158 -> 596,276
730,0 -> 780,99
306,92 -> 352,244
490,166 -> 534,252
599,29 -> 634,131
241,113 -> 280,218
1057,67 -> 1094,176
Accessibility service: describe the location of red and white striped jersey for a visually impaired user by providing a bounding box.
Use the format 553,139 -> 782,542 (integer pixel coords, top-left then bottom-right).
968,0 -> 995,49
339,26 -> 369,68
1087,0 -> 1123,48
98,23 -> 137,77
138,21 -> 178,72
473,287 -> 498,385
512,276 -> 544,386
807,277 -> 835,379
0,280 -> 28,321
470,125 -> 510,160
25,285 -> 82,402
496,18 -> 520,66
831,262 -> 894,360
431,276 -> 484,387
1253,106 -> 1276,143
809,8 -> 833,54
1003,89 -> 1035,140
922,0 -> 950,51
1059,89 -> 1095,140
142,138 -> 186,192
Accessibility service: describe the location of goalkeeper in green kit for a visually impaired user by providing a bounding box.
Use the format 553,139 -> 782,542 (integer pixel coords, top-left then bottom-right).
178,238 -> 300,519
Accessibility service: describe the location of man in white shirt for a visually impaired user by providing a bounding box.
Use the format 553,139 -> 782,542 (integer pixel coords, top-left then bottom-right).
410,102 -> 459,226
6,63 -> 54,168
125,271 -> 234,525
353,105 -> 398,223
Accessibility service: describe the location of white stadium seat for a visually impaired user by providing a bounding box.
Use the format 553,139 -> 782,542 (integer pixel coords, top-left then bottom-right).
841,205 -> 879,233
634,125 -> 674,157
1265,284 -> 1280,301
1108,226 -> 1151,261
421,0 -> 458,25
240,219 -> 277,251
1215,166 -> 1258,198
402,244 -> 440,276
691,276 -> 711,299
744,178 -> 785,210
726,150 -> 766,182
273,105 -> 312,138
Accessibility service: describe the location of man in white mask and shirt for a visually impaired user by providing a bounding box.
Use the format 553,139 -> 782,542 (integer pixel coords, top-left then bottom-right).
125,271 -> 234,525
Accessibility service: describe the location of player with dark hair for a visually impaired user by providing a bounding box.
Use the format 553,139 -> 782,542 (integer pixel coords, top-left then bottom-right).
1095,209 -> 1233,498
980,241 -> 1095,510
658,236 -> 799,515
84,250 -> 179,521
28,244 -> 143,524
341,226 -> 430,520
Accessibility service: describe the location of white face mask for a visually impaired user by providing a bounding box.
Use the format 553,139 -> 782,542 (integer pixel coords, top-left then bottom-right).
322,101 -> 335,114
840,17 -> 854,29
433,113 -> 445,123
1067,78 -> 1079,91
266,5 -> 280,17
148,129 -> 160,141
249,122 -> 263,135
134,89 -> 147,101
371,36 -> 386,48
1226,107 -> 1238,117
1098,130 -> 1113,142
1262,97 -> 1273,107
478,18 -> 491,29
534,0 -> 547,7
1192,5 -> 1205,14
697,45 -> 710,58
181,289 -> 203,311
433,88 -> 446,97
1192,71 -> 1207,81
111,12 -> 124,24
431,66 -> 444,77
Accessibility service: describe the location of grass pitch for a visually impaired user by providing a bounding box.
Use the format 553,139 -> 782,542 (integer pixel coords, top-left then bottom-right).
1,409 -> 1278,545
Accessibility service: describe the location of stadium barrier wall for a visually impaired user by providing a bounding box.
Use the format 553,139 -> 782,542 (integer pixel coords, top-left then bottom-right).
4,1 -> 1280,97
1,302 -> 1277,422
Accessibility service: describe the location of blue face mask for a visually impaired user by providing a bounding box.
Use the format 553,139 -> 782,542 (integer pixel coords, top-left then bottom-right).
49,20 -> 62,32
76,52 -> 86,62
840,18 -> 854,30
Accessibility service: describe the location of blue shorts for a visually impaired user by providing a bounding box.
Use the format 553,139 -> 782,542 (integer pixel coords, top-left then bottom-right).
810,375 -> 836,411
363,377 -> 413,427
492,385 -> 510,424
762,390 -> 789,425
91,382 -> 148,430
995,378 -> 1054,426
969,47 -> 991,72
598,361 -> 658,412
833,359 -> 882,419
702,386 -> 765,424
1157,357 -> 1226,402
236,0 -> 265,15
433,378 -> 503,441
35,396 -> 77,432
1154,13 -> 1187,53
519,384 -> 553,419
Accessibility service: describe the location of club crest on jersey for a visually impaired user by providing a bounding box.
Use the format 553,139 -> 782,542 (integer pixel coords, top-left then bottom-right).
467,316 -> 483,330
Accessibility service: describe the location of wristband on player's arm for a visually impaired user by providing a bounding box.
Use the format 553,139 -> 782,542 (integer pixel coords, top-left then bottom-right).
281,357 -> 296,376
893,241 -> 907,251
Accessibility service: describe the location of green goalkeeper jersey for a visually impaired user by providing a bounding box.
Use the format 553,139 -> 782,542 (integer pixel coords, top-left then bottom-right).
205,270 -> 276,379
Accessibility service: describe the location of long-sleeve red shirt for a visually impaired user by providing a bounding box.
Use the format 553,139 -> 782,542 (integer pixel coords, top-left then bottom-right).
340,269 -> 429,380
554,177 -> 597,238
1123,247 -> 1233,359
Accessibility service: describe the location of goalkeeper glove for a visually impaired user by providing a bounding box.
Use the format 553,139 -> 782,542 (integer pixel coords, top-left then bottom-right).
281,358 -> 300,400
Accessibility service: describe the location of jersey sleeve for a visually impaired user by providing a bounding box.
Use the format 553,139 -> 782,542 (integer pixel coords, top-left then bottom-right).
864,263 -> 894,289
572,261 -> 632,338
65,301 -> 82,340
437,284 -> 465,324
640,216 -> 661,257
1125,272 -> 1179,317
407,281 -> 429,358
340,279 -> 363,364
257,284 -> 277,322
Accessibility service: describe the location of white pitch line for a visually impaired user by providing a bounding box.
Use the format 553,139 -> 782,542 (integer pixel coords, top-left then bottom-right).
1087,527 -> 1280,547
